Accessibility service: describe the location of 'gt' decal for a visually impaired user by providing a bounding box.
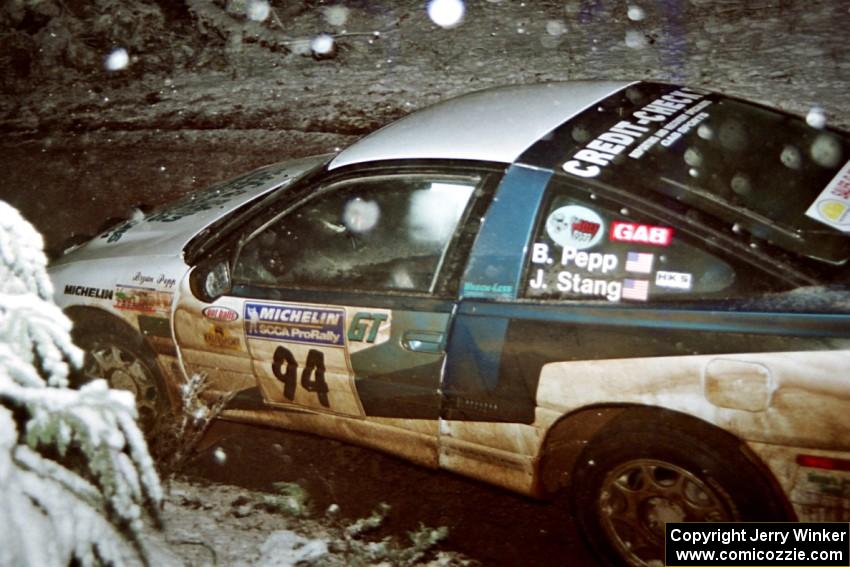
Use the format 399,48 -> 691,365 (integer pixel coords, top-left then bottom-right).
348,312 -> 389,343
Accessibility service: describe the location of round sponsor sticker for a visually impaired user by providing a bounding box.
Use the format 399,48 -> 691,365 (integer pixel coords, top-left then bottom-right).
545,205 -> 605,249
818,200 -> 850,225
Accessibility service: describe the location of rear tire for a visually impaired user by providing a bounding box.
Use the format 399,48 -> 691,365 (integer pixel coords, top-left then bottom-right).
569,410 -> 791,567
72,317 -> 170,433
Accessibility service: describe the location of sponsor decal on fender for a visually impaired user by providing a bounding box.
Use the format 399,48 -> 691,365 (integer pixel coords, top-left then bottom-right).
64,285 -> 114,300
203,325 -> 240,350
610,221 -> 673,246
114,285 -> 173,313
203,306 -> 239,322
131,272 -> 177,288
244,302 -> 345,346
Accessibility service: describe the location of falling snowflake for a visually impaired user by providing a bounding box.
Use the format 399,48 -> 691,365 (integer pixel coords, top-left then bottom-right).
627,5 -> 646,21
780,145 -> 802,170
246,0 -> 270,22
806,106 -> 827,129
104,48 -> 129,71
730,173 -> 752,196
697,124 -> 713,140
427,0 -> 465,29
311,34 -> 335,56
545,20 -> 567,36
625,30 -> 648,49
343,198 -> 380,233
323,5 -> 349,26
810,134 -> 842,168
684,147 -> 703,167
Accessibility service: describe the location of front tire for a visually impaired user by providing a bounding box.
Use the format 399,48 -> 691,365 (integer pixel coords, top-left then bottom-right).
569,410 -> 791,567
72,318 -> 170,432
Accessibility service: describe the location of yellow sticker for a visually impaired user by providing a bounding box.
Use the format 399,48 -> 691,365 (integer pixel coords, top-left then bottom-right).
203,325 -> 240,350
818,200 -> 849,223
806,160 -> 850,231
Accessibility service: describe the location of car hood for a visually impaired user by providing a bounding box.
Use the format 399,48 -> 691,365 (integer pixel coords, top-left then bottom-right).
52,154 -> 329,265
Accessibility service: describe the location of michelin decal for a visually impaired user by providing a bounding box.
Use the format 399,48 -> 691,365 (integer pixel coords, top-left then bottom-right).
64,285 -> 114,300
245,303 -> 345,347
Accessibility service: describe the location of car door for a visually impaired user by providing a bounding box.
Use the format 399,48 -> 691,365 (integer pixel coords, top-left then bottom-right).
175,169 -> 492,462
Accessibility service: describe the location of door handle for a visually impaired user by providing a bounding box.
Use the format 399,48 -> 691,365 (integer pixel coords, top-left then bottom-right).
401,331 -> 445,354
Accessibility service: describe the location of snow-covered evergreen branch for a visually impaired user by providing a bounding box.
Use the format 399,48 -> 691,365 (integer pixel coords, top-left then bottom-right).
0,200 -> 162,566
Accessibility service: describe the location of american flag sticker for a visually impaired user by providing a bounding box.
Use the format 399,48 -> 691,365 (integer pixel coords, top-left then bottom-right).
622,279 -> 649,301
625,252 -> 654,274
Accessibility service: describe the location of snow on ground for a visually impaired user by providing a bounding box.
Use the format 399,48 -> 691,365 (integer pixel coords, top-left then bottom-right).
142,477 -> 472,567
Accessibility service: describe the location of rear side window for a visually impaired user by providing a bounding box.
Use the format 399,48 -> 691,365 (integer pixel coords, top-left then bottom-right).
550,82 -> 850,264
522,183 -> 757,303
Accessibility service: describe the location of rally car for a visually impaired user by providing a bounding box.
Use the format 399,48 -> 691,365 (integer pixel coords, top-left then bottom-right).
49,81 -> 850,566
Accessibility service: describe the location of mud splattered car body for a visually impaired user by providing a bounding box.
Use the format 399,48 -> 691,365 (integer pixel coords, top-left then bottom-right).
50,82 -> 850,566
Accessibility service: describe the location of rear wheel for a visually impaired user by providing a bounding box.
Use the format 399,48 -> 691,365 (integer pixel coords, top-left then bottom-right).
569,411 -> 791,566
72,318 -> 170,432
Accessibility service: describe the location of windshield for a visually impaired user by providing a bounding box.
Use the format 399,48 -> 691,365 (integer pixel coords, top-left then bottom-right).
553,82 -> 850,264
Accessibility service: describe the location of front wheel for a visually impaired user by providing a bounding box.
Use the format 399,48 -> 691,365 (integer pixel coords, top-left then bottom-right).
72,319 -> 170,432
569,411 -> 791,567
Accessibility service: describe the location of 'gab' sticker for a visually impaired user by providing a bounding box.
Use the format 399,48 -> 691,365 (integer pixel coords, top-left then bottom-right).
546,205 -> 604,249
610,221 -> 673,246
805,160 -> 850,232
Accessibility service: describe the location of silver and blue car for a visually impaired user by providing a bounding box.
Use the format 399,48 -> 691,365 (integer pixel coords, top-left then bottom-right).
49,81 -> 850,566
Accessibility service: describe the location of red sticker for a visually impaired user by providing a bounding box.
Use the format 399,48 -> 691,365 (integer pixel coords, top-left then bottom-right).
202,306 -> 239,322
610,221 -> 673,246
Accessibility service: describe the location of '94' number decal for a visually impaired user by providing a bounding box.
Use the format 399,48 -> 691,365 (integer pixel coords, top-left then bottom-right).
271,346 -> 330,407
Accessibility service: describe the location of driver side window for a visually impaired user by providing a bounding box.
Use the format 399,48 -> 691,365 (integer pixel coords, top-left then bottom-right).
233,175 -> 477,293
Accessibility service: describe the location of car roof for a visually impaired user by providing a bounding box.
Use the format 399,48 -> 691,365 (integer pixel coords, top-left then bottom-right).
328,81 -> 634,170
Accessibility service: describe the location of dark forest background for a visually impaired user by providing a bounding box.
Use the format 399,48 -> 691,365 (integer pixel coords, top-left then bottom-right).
1,0 -> 848,255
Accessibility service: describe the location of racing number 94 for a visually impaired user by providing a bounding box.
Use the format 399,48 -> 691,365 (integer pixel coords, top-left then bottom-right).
271,346 -> 330,407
